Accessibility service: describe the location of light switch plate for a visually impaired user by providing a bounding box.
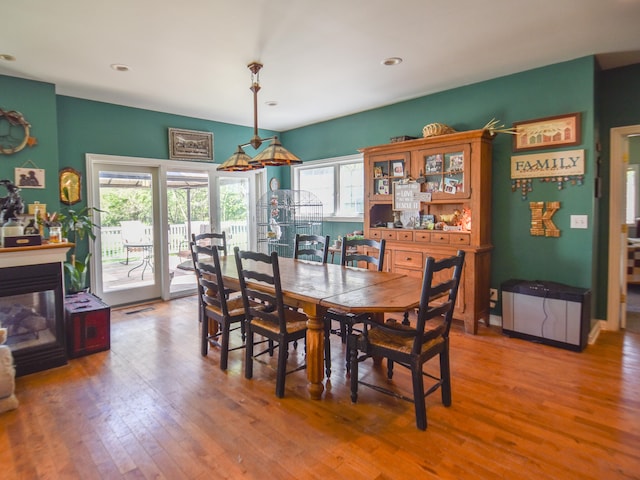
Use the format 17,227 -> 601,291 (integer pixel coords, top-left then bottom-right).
570,215 -> 588,229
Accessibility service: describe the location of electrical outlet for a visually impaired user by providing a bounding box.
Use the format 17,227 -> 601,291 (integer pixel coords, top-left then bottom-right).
489,288 -> 498,301
570,215 -> 588,229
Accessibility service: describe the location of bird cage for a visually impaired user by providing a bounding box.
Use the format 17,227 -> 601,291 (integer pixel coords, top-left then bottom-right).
257,189 -> 323,257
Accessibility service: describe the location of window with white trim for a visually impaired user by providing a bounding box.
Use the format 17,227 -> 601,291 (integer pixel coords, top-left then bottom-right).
292,154 -> 364,220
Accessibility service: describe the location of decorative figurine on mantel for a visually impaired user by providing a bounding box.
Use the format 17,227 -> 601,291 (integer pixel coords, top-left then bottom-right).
0,179 -> 24,224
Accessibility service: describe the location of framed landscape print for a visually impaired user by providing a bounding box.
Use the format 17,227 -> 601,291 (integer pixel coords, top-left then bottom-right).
513,112 -> 581,152
168,128 -> 213,161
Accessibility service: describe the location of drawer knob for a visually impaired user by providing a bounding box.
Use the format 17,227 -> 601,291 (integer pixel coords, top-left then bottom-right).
405,257 -> 412,261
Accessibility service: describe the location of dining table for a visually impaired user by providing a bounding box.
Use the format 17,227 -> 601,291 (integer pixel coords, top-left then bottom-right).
217,254 -> 424,399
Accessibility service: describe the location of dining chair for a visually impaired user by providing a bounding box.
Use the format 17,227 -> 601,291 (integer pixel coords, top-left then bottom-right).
293,234 -> 330,263
192,231 -> 228,256
191,231 -> 235,324
234,247 -> 309,398
120,220 -> 148,265
348,250 -> 465,430
190,241 -> 250,369
324,237 -> 386,375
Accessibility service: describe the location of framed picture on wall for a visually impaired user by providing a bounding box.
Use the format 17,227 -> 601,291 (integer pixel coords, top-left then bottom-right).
168,128 -> 214,161
15,167 -> 45,189
513,112 -> 581,152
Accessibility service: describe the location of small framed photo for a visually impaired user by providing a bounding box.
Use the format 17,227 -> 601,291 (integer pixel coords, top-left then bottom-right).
373,166 -> 383,178
513,112 -> 581,152
15,167 -> 45,189
392,161 -> 404,177
425,180 -> 442,193
169,128 -> 213,161
446,153 -> 464,172
425,154 -> 443,173
443,177 -> 459,194
377,178 -> 390,195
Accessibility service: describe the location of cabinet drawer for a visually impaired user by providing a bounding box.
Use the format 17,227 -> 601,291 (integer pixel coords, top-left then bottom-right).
369,229 -> 382,239
431,233 -> 450,244
414,231 -> 431,242
450,234 -> 470,245
398,230 -> 414,241
382,230 -> 397,240
394,250 -> 423,270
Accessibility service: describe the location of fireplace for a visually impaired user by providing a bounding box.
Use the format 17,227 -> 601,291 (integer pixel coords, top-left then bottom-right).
0,245 -> 70,376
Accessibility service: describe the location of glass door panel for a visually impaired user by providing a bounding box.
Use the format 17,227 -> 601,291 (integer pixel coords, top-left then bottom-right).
218,176 -> 250,252
167,169 -> 210,297
92,165 -> 161,306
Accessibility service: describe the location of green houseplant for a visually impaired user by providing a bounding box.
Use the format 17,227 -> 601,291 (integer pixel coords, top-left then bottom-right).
58,206 -> 101,293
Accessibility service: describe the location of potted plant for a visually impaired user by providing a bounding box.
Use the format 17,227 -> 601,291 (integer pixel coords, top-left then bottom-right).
58,206 -> 101,293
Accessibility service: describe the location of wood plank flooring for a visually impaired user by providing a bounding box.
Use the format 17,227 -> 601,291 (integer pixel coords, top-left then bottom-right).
1,296 -> 639,479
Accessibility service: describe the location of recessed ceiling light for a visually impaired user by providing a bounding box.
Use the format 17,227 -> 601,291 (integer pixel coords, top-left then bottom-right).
265,101 -> 278,107
382,57 -> 403,66
110,64 -> 130,72
0,54 -> 16,61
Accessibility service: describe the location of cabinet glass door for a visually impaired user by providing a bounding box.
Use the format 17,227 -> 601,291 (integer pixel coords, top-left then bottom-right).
370,152 -> 410,199
418,144 -> 470,200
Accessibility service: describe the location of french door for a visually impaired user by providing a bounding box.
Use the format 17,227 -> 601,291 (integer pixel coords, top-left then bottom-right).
86,154 -> 263,307
89,162 -> 162,306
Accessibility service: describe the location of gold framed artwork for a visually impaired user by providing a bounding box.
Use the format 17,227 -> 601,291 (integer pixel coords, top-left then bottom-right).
59,167 -> 82,205
513,112 -> 581,152
168,128 -> 213,161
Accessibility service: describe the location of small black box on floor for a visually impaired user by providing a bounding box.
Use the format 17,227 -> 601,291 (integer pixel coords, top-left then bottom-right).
64,292 -> 111,358
501,279 -> 591,352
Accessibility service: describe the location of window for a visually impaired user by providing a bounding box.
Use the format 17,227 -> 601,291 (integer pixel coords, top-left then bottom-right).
292,154 -> 363,220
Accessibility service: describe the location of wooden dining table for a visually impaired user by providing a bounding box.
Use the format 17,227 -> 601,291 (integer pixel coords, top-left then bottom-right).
217,255 -> 424,399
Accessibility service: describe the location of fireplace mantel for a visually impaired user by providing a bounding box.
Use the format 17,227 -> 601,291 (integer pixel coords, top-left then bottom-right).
0,243 -> 73,268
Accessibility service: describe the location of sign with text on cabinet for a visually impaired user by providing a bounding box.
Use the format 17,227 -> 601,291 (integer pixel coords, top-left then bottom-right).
393,182 -> 431,211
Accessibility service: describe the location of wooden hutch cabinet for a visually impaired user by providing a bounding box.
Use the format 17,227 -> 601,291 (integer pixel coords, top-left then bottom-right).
362,129 -> 494,334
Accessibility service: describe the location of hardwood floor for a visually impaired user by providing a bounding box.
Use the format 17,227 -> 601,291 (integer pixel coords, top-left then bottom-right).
2,296 -> 639,479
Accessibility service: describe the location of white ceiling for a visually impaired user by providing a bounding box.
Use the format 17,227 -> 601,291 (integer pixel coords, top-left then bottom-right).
2,0 -> 640,132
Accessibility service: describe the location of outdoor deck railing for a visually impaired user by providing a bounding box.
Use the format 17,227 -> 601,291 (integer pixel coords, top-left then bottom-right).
100,221 -> 248,262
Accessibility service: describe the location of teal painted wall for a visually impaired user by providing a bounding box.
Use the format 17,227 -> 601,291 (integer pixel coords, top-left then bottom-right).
0,75 -> 60,210
284,57 -> 598,313
56,95 -> 277,182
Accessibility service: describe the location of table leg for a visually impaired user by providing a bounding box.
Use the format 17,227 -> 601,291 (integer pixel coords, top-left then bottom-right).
305,306 -> 325,400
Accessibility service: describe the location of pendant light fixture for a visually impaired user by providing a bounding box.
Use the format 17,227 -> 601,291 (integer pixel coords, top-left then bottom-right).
218,62 -> 301,172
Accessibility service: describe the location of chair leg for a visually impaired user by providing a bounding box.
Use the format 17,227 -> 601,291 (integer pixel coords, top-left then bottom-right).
220,321 -> 230,371
387,359 -> 394,379
324,318 -> 332,378
348,335 -> 359,402
245,329 -> 254,379
340,321 -> 347,344
276,339 -> 288,398
344,321 -> 352,373
201,314 -> 209,357
440,342 -> 452,407
412,365 -> 427,431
